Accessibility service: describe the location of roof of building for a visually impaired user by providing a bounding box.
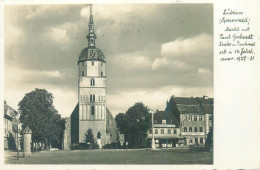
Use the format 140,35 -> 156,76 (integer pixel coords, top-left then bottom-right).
173,97 -> 199,105
4,101 -> 18,119
177,105 -> 204,115
79,46 -> 105,62
154,111 -> 179,127
196,97 -> 214,114
171,97 -> 205,115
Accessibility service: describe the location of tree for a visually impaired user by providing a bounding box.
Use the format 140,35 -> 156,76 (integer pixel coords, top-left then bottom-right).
18,88 -> 63,150
115,113 -> 127,135
84,128 -> 95,144
115,102 -> 151,148
205,128 -> 213,151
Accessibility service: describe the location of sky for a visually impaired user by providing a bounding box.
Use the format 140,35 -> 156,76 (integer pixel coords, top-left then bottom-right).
4,4 -> 213,118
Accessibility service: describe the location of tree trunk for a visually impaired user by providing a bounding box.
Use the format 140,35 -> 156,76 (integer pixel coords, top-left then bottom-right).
45,138 -> 50,151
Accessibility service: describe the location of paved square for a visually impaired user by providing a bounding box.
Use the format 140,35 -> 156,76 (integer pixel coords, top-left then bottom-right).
5,148 -> 213,164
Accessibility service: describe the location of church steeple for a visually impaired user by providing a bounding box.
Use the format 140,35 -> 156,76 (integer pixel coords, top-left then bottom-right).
87,4 -> 97,47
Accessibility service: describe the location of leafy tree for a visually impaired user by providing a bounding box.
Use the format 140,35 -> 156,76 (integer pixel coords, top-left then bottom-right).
84,128 -> 95,144
116,102 -> 151,148
115,113 -> 127,135
18,88 -> 63,150
97,131 -> 101,139
205,128 -> 213,151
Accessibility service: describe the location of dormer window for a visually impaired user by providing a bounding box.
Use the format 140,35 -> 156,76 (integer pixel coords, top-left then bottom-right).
162,119 -> 166,124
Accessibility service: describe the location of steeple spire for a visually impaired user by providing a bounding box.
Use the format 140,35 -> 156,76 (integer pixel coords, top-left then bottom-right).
87,4 -> 96,47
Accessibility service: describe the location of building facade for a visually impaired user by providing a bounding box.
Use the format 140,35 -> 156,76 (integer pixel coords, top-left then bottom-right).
164,95 -> 213,146
4,101 -> 21,150
147,111 -> 181,148
63,5 -> 119,149
77,4 -> 107,145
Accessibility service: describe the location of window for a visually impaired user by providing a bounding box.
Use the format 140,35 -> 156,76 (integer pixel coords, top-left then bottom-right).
199,116 -> 203,121
189,116 -> 192,121
195,138 -> 198,144
162,120 -> 166,124
101,72 -> 103,77
184,127 -> 187,132
199,127 -> 203,132
194,127 -> 198,132
189,138 -> 193,144
209,115 -> 212,120
167,129 -> 171,134
174,129 -> 177,134
189,127 -> 192,132
93,94 -> 95,102
161,129 -> 164,134
155,129 -> 158,134
200,137 -> 203,144
82,71 -> 84,76
92,61 -> 94,66
91,78 -> 95,86
90,94 -> 92,102
91,105 -> 95,115
194,116 -> 197,121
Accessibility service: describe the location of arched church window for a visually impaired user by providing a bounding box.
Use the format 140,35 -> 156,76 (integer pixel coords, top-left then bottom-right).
91,78 -> 95,86
91,105 -> 95,115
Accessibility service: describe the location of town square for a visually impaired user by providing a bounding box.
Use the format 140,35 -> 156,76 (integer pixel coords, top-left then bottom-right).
3,3 -> 213,164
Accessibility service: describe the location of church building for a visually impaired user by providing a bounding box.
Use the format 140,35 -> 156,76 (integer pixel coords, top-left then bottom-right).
63,5 -> 118,149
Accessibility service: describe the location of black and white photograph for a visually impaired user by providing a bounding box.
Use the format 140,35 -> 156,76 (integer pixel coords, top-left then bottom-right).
1,0 -> 259,168
3,3 -> 214,164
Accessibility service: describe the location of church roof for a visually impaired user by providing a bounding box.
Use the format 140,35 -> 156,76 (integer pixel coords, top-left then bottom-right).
79,46 -> 105,62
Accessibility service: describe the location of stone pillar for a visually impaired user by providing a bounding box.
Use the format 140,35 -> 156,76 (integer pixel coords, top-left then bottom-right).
23,126 -> 32,157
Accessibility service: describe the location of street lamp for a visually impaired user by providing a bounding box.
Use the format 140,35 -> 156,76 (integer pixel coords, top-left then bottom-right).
151,110 -> 156,150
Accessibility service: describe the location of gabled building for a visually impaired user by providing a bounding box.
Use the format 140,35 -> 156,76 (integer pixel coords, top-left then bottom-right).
4,101 -> 21,150
196,96 -> 213,135
147,111 -> 181,148
165,95 -> 214,146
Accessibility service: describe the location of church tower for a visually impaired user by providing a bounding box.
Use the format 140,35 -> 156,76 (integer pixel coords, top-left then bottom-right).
78,4 -> 106,145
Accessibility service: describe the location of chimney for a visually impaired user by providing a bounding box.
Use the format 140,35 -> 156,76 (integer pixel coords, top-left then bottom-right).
203,95 -> 208,99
